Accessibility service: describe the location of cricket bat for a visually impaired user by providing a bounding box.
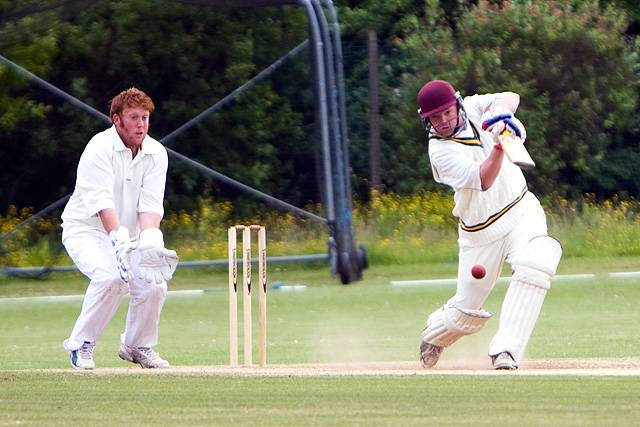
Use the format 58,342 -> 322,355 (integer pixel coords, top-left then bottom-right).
498,132 -> 535,169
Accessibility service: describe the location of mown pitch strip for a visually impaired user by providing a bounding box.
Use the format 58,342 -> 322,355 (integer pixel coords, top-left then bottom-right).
22,357 -> 640,377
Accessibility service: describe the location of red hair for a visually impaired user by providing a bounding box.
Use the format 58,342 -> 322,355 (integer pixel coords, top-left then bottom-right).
108,87 -> 155,121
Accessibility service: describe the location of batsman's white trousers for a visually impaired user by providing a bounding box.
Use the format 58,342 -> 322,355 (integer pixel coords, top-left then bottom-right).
62,229 -> 167,351
450,197 -> 548,361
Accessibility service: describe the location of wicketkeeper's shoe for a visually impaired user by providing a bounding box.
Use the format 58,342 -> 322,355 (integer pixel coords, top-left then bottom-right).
118,344 -> 170,369
419,341 -> 443,368
491,351 -> 518,370
70,341 -> 95,370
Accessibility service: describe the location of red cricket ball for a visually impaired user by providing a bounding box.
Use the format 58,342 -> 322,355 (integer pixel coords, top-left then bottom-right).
471,264 -> 486,279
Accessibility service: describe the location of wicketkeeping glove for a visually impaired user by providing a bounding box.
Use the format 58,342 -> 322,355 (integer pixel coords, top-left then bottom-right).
109,226 -> 134,283
137,228 -> 179,284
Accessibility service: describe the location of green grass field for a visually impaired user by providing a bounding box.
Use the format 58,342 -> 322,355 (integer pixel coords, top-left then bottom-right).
1,258 -> 640,425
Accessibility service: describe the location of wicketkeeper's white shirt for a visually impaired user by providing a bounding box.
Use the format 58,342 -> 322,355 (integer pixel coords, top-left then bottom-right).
428,93 -> 540,246
61,125 -> 167,241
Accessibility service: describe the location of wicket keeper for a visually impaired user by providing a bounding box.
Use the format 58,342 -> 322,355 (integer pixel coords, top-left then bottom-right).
416,80 -> 562,370
61,87 -> 178,369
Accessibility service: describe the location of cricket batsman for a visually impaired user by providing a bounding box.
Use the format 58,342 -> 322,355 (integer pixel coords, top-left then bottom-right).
416,80 -> 562,370
61,87 -> 178,369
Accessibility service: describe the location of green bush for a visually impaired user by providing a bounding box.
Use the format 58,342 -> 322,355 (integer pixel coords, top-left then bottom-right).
452,0 -> 639,199
3,193 -> 640,268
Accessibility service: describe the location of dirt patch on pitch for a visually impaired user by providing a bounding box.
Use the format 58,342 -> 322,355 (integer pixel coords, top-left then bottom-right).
29,357 -> 640,377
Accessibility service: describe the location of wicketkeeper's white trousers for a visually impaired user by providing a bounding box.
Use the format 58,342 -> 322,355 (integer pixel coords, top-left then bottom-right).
62,229 -> 167,351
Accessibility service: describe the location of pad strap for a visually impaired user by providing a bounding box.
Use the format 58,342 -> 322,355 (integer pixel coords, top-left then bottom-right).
422,304 -> 492,347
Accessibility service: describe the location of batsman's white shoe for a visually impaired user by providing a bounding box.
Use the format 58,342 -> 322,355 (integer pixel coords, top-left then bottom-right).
492,351 -> 518,370
70,341 -> 95,370
119,344 -> 170,369
419,341 -> 443,368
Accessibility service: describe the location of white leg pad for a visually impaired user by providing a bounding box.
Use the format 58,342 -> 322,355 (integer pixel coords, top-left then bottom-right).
488,279 -> 547,363
422,304 -> 492,347
489,236 -> 562,362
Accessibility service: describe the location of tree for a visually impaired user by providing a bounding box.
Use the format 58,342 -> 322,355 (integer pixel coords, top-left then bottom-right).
1,1 -> 317,212
0,1 -> 71,210
340,0 -> 459,196
451,0 -> 640,198
339,0 -> 640,199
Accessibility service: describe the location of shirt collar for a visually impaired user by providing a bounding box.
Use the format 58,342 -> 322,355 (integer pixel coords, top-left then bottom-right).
109,125 -> 128,152
452,118 -> 474,138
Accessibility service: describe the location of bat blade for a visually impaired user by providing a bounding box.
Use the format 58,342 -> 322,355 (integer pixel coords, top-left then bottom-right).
498,134 -> 535,169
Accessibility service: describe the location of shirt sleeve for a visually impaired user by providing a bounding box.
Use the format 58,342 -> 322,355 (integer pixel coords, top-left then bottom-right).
75,137 -> 116,217
138,144 -> 168,218
428,141 -> 482,190
463,93 -> 498,123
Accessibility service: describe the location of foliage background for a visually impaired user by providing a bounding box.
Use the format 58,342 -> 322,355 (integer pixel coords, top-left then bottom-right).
1,0 -> 639,212
341,0 -> 640,200
1,0 -> 640,270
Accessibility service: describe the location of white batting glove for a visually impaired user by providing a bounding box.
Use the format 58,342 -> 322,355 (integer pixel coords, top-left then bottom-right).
482,106 -> 527,142
481,105 -> 512,134
503,115 -> 527,142
137,228 -> 179,284
109,226 -> 134,283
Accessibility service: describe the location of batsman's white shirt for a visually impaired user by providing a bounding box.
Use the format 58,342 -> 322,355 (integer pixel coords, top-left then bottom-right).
428,93 -> 540,247
61,125 -> 167,240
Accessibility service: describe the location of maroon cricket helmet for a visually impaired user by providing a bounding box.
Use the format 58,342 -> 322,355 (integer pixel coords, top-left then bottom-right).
417,80 -> 458,118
